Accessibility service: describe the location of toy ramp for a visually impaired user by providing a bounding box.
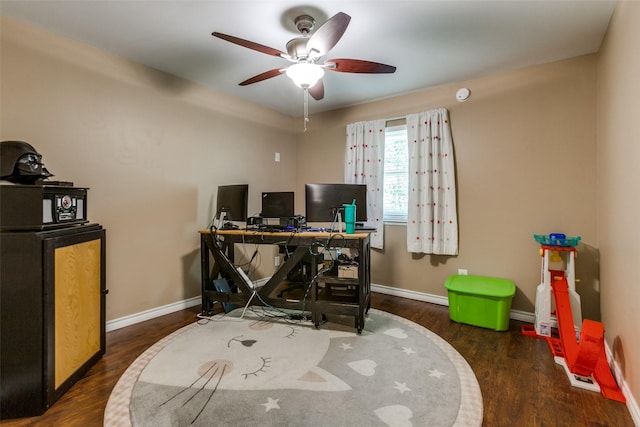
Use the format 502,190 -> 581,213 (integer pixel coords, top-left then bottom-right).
552,278 -> 625,403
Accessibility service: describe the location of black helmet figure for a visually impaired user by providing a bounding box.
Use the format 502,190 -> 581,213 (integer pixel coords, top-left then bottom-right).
1,141 -> 53,184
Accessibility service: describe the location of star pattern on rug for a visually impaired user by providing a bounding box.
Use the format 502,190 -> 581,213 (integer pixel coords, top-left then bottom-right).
401,346 -> 416,355
429,368 -> 446,378
261,397 -> 280,412
393,381 -> 412,394
111,310 -> 483,427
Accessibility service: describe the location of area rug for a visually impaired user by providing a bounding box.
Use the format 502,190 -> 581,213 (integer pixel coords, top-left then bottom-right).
104,308 -> 483,426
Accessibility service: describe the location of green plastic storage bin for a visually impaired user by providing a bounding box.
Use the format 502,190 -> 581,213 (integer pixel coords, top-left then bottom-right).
444,274 -> 516,331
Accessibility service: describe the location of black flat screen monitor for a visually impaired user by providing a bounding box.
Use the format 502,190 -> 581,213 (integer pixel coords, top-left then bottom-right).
261,192 -> 294,218
305,183 -> 367,222
216,184 -> 248,221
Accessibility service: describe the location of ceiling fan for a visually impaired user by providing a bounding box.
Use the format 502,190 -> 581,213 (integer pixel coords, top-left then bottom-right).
212,12 -> 397,102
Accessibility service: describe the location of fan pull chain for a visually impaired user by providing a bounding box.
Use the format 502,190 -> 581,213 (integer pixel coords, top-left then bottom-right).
303,87 -> 310,132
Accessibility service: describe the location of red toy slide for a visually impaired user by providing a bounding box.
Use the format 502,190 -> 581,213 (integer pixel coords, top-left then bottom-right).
552,277 -> 625,402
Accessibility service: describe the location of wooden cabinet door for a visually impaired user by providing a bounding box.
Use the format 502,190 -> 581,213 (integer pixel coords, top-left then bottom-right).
53,238 -> 102,389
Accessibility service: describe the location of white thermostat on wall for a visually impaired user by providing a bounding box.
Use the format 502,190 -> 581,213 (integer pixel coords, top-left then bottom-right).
456,88 -> 471,102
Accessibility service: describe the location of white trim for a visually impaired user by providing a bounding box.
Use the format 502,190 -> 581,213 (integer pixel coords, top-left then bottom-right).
106,296 -> 201,332
606,340 -> 640,426
253,277 -> 270,288
507,308 -> 534,323
372,283 -> 535,323
372,282 -> 449,306
105,278 -> 273,332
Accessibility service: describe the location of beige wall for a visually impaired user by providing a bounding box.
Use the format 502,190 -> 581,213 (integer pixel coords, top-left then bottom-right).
597,0 -> 640,408
0,15 -> 601,319
298,55 -> 599,317
0,16 -> 297,320
2,6 -> 637,409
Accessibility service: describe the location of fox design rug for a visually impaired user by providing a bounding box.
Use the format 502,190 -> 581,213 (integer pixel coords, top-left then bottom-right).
104,309 -> 483,426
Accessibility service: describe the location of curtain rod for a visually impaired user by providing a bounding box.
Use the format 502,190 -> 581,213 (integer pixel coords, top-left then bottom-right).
385,116 -> 407,125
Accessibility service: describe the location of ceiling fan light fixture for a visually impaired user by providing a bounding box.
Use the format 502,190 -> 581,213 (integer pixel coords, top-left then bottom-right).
213,11 -> 395,131
286,63 -> 324,88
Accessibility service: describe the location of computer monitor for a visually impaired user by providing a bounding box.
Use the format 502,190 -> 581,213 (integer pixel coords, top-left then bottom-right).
305,183 -> 367,223
261,192 -> 294,218
216,184 -> 248,222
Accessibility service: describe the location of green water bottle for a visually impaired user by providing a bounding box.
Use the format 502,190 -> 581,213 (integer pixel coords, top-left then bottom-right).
343,201 -> 356,234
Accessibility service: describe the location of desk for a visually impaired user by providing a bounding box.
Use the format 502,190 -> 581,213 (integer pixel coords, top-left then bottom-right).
199,229 -> 371,333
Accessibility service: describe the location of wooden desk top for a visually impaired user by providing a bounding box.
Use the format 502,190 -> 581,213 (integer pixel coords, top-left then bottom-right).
198,228 -> 372,239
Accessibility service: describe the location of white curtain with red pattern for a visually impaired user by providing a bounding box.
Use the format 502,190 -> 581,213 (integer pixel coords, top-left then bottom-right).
406,108 -> 458,255
345,120 -> 386,249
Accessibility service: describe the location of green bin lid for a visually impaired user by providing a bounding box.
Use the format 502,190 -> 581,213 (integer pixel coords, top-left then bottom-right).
444,274 -> 516,298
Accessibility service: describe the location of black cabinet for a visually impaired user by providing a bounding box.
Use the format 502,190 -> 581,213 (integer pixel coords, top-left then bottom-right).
0,224 -> 106,419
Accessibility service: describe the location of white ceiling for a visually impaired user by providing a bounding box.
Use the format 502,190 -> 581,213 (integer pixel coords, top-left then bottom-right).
0,0 -> 616,117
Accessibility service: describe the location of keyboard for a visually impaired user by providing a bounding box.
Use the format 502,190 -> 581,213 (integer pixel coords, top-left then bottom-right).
304,227 -> 337,232
246,225 -> 296,232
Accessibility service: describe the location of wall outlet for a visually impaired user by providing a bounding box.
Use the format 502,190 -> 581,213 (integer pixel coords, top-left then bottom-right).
274,255 -> 280,267
458,269 -> 468,275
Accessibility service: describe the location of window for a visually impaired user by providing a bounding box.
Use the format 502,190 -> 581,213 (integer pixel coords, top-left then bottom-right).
383,124 -> 408,223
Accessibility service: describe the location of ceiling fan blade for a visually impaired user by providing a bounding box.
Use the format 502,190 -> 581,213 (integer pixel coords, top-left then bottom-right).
212,32 -> 287,58
239,68 -> 284,86
326,58 -> 397,74
308,79 -> 325,100
306,12 -> 351,58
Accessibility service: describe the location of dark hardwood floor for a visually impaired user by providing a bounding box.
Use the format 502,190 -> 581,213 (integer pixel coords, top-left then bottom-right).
1,293 -> 634,426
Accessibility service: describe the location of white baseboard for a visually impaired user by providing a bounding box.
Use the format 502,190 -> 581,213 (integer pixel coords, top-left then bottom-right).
371,282 -> 536,323
253,277 -> 270,288
372,282 -> 450,306
104,279 -> 273,333
606,341 -> 640,426
105,296 -> 201,332
371,282 -> 638,423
